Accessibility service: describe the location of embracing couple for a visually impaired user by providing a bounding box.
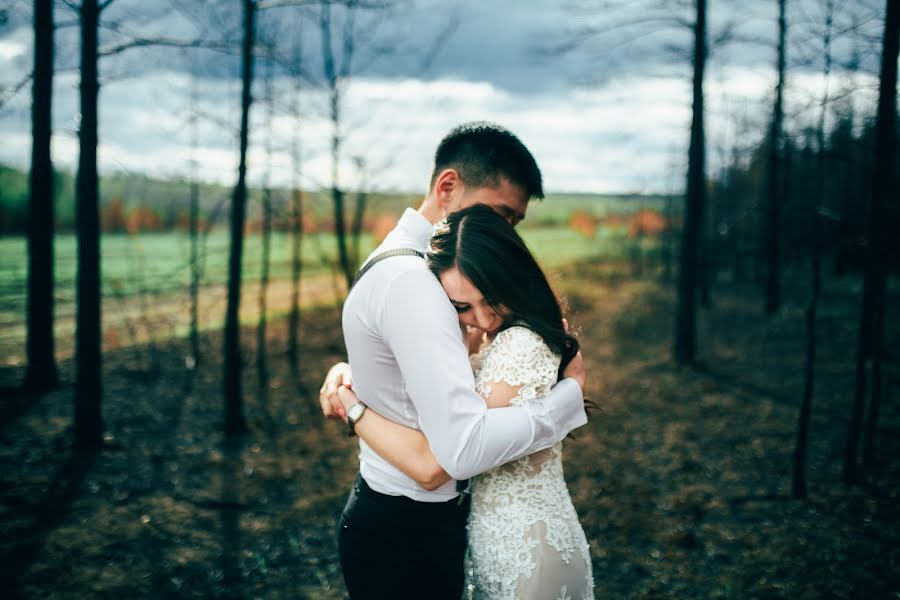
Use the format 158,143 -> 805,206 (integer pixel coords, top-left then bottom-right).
318,123 -> 595,600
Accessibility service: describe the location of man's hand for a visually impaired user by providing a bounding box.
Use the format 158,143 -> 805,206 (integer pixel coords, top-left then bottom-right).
563,351 -> 586,393
319,362 -> 353,421
560,318 -> 586,393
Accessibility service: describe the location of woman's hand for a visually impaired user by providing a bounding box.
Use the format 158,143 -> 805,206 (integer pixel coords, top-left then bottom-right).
337,385 -> 362,425
319,362 -> 353,420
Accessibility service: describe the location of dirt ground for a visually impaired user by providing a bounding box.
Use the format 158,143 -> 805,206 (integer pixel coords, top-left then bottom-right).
1,261 -> 898,599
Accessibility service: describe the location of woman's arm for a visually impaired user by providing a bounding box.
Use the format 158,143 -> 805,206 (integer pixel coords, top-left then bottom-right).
337,375 -> 525,488
337,386 -> 451,491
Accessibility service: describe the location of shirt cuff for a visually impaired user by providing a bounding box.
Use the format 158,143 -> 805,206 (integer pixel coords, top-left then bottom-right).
521,377 -> 588,448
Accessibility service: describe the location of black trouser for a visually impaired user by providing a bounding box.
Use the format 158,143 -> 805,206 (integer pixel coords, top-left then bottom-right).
338,475 -> 470,600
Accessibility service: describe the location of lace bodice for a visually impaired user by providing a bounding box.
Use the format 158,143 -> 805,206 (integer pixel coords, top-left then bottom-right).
467,326 -> 594,600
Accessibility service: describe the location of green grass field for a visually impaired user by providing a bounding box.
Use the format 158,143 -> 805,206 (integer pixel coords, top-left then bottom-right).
0,224 -> 659,364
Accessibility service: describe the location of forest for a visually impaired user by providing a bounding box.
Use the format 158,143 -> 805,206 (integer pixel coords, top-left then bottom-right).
0,0 -> 898,598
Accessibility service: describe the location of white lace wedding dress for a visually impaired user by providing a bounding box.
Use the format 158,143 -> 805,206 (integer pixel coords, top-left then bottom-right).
466,326 -> 595,600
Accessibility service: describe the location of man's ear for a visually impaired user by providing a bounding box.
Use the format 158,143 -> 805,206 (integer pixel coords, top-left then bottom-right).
433,168 -> 463,214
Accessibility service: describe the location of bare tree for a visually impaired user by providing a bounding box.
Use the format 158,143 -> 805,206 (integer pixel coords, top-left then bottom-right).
223,0 -> 257,437
319,0 -> 354,289
24,0 -> 59,393
673,0 -> 707,364
794,0 -> 834,500
847,0 -> 898,482
257,54 -> 274,387
764,0 -> 787,316
73,0 -> 103,450
287,71 -> 304,374
350,155 -> 368,268
188,54 -> 201,368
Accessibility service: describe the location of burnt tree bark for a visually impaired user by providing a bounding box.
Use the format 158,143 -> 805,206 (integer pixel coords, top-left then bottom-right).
794,0 -> 833,499
764,0 -> 787,316
673,0 -> 707,364
74,0 -> 103,450
24,0 -> 59,393
320,1 -> 353,289
223,0 -> 256,437
287,29 -> 304,374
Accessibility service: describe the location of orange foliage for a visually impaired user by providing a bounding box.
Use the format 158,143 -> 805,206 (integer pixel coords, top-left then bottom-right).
103,197 -> 128,233
568,211 -> 598,239
371,214 -> 397,244
600,214 -> 627,232
628,209 -> 667,238
126,206 -> 163,234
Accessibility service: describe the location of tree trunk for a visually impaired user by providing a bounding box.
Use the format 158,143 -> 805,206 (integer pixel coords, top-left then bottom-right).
765,0 -> 787,316
351,189 -> 367,268
287,38 -> 304,373
257,187 -> 272,385
223,0 -> 255,437
24,0 -> 59,392
794,0 -> 833,500
288,129 -> 303,373
857,0 -> 899,478
320,3 -> 353,290
257,61 -> 274,386
188,62 -> 200,368
189,178 -> 200,367
673,0 -> 706,364
74,0 -> 103,450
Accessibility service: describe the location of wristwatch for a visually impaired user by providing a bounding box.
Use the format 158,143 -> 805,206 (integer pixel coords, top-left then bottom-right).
346,401 -> 367,436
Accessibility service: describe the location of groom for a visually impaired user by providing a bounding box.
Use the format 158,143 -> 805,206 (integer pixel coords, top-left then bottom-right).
318,122 -> 588,599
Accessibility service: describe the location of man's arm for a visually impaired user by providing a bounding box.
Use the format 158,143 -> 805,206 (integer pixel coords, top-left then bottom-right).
380,268 -> 587,481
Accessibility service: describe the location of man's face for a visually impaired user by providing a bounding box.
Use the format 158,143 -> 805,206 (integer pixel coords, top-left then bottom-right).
448,177 -> 529,227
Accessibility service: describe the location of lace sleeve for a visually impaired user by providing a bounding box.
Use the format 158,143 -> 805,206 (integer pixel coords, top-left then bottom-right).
475,326 -> 561,407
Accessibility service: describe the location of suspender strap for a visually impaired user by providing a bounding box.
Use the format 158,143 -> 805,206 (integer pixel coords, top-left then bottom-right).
350,248 -> 424,290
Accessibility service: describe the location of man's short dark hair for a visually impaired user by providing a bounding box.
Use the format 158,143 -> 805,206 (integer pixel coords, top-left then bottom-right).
429,122 -> 544,200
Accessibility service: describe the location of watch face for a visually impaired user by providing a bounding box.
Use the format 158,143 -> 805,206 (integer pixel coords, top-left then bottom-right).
348,403 -> 365,422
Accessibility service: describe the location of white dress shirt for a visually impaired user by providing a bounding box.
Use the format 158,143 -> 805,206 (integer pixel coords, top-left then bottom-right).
342,208 -> 587,502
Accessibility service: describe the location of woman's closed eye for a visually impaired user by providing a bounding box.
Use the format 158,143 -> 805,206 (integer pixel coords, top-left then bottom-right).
452,303 -> 471,313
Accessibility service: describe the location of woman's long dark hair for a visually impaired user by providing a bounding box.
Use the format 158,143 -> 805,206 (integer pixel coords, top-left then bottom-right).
427,204 -> 579,378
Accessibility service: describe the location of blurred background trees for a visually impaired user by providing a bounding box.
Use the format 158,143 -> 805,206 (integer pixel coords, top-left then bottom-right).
0,0 -> 896,488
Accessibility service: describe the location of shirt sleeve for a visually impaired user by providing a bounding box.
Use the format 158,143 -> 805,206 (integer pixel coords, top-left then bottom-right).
380,267 -> 587,481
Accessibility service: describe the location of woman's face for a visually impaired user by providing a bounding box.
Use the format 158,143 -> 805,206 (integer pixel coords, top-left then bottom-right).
439,267 -> 506,335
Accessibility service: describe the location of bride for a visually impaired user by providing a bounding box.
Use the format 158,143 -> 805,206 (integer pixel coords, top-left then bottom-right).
336,204 -> 595,600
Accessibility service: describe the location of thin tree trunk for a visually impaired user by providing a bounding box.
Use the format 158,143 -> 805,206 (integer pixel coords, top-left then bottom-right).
224,0 -> 255,437
257,59 -> 273,386
859,0 -> 899,477
288,145 -> 303,372
189,181 -> 200,365
320,3 -> 353,289
189,61 -> 200,368
288,44 -> 304,374
674,0 -> 706,364
794,2 -> 832,498
662,193 -> 674,283
257,186 -> 271,385
74,0 -> 103,450
765,0 -> 787,316
24,0 -> 59,392
351,189 -> 367,268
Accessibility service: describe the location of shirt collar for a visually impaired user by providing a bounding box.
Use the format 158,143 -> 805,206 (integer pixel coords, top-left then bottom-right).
396,208 -> 436,252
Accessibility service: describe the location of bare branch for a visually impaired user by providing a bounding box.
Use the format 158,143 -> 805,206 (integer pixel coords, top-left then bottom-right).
413,9 -> 459,76
99,36 -> 230,57
59,0 -> 81,13
0,70 -> 32,110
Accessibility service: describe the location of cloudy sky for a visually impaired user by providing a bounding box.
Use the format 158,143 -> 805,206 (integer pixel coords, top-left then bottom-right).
0,0 -> 887,195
